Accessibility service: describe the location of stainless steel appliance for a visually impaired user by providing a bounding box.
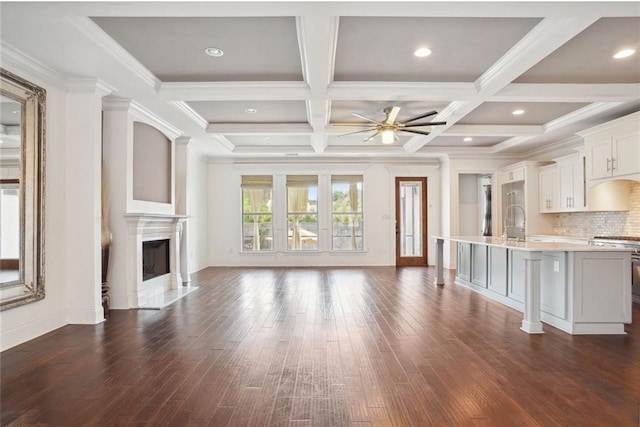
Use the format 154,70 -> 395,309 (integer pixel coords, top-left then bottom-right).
481,176 -> 492,237
591,236 -> 640,304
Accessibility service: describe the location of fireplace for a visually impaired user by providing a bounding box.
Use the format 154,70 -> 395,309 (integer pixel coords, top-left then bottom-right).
142,239 -> 170,281
111,213 -> 192,309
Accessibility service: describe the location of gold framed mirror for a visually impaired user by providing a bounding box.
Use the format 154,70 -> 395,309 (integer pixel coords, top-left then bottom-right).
0,69 -> 46,310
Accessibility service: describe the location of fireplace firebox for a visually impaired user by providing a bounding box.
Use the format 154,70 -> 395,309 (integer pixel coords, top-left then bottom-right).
142,239 -> 170,281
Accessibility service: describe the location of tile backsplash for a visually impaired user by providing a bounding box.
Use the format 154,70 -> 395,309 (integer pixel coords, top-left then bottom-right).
552,181 -> 640,237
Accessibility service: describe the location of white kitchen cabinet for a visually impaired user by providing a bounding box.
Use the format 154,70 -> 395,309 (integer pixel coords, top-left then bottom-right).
580,111 -> 640,181
499,161 -> 554,236
488,246 -> 508,295
540,252 -> 566,319
500,166 -> 524,184
471,244 -> 487,288
457,242 -> 471,282
538,164 -> 557,213
557,154 -> 587,212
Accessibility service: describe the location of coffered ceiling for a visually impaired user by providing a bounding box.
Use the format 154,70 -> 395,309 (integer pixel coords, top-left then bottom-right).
1,2 -> 639,160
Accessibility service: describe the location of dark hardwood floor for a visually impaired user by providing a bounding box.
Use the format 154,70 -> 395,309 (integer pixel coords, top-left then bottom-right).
2,266 -> 640,426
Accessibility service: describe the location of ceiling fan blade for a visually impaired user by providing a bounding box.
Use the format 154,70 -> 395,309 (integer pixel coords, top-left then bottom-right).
400,110 -> 438,124
363,131 -> 381,142
384,106 -> 401,124
404,121 -> 447,127
352,112 -> 382,125
338,128 -> 376,137
401,129 -> 431,137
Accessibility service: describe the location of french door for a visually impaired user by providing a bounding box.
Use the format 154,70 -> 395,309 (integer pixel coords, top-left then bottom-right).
395,177 -> 427,266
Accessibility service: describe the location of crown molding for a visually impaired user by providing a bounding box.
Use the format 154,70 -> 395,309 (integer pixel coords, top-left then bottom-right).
175,136 -> 192,146
64,16 -> 161,91
524,135 -> 583,159
0,42 -> 65,87
66,77 -> 116,96
102,96 -> 182,139
212,135 -> 235,152
171,101 -> 208,129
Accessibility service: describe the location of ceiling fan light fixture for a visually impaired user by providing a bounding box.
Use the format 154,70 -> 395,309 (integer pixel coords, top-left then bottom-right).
204,47 -> 224,57
381,129 -> 395,144
414,47 -> 432,58
613,48 -> 635,59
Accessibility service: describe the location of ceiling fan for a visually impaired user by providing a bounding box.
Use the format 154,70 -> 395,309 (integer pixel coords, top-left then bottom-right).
337,106 -> 447,144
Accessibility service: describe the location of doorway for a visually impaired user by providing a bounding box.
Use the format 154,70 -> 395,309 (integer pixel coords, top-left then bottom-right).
395,177 -> 427,266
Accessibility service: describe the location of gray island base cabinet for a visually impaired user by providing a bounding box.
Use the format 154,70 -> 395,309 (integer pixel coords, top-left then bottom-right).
433,237 -> 632,335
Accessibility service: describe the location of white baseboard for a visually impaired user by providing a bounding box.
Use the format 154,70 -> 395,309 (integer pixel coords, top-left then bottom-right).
0,309 -> 67,352
67,307 -> 105,325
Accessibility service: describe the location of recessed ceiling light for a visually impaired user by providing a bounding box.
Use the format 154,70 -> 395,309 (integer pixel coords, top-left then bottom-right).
512,109 -> 525,116
12,110 -> 19,114
245,108 -> 257,114
264,137 -> 272,141
613,48 -> 636,59
204,47 -> 224,57
464,137 -> 473,142
414,47 -> 432,58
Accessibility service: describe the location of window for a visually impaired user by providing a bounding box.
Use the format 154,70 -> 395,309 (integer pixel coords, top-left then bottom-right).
331,175 -> 363,250
286,175 -> 318,251
241,175 -> 273,251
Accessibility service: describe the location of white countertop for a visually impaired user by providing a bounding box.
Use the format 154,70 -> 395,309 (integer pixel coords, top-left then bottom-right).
433,236 -> 633,252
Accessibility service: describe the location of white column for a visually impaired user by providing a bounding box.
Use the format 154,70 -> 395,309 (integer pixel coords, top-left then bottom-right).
521,250 -> 544,334
434,238 -> 445,286
102,97 -> 134,309
65,79 -> 115,323
175,136 -> 191,286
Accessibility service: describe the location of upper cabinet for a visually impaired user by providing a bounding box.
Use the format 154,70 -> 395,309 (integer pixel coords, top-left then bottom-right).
537,153 -> 588,214
499,161 -> 554,236
579,111 -> 640,181
557,153 -> 587,212
539,164 -> 557,213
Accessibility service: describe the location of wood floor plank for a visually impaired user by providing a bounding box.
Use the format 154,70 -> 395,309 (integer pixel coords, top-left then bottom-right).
2,266 -> 640,426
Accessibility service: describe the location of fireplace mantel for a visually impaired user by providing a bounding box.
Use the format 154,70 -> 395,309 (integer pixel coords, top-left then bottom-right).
123,213 -> 194,308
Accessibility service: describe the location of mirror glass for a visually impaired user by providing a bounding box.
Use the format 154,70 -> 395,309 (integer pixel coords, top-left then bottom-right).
0,69 -> 46,310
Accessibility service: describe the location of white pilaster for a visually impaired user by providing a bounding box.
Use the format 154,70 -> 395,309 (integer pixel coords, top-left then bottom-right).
175,136 -> 191,286
65,78 -> 115,324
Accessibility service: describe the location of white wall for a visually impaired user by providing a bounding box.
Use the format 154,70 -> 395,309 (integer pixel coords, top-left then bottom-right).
458,174 -> 480,236
207,161 -> 441,267
187,150 -> 209,273
442,157 -> 518,268
0,67 -> 70,351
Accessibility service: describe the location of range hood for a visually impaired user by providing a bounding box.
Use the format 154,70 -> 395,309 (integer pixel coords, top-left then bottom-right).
588,180 -> 631,211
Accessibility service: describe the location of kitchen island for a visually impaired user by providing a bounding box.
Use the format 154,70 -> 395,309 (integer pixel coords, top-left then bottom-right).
433,236 -> 632,335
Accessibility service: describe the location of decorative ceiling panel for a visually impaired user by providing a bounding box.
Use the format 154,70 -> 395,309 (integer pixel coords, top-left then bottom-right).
334,17 -> 541,82
91,17 -> 303,82
459,102 -> 590,126
516,18 -> 640,84
187,100 -> 308,123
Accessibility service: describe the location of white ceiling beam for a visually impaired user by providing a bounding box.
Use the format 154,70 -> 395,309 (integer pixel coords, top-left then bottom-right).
298,14 -> 338,154
159,82 -> 311,101
403,16 -> 600,153
543,102 -> 624,133
232,145 -> 315,154
328,82 -> 478,101
206,123 -> 313,135
443,125 -> 543,137
494,83 -> 640,102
